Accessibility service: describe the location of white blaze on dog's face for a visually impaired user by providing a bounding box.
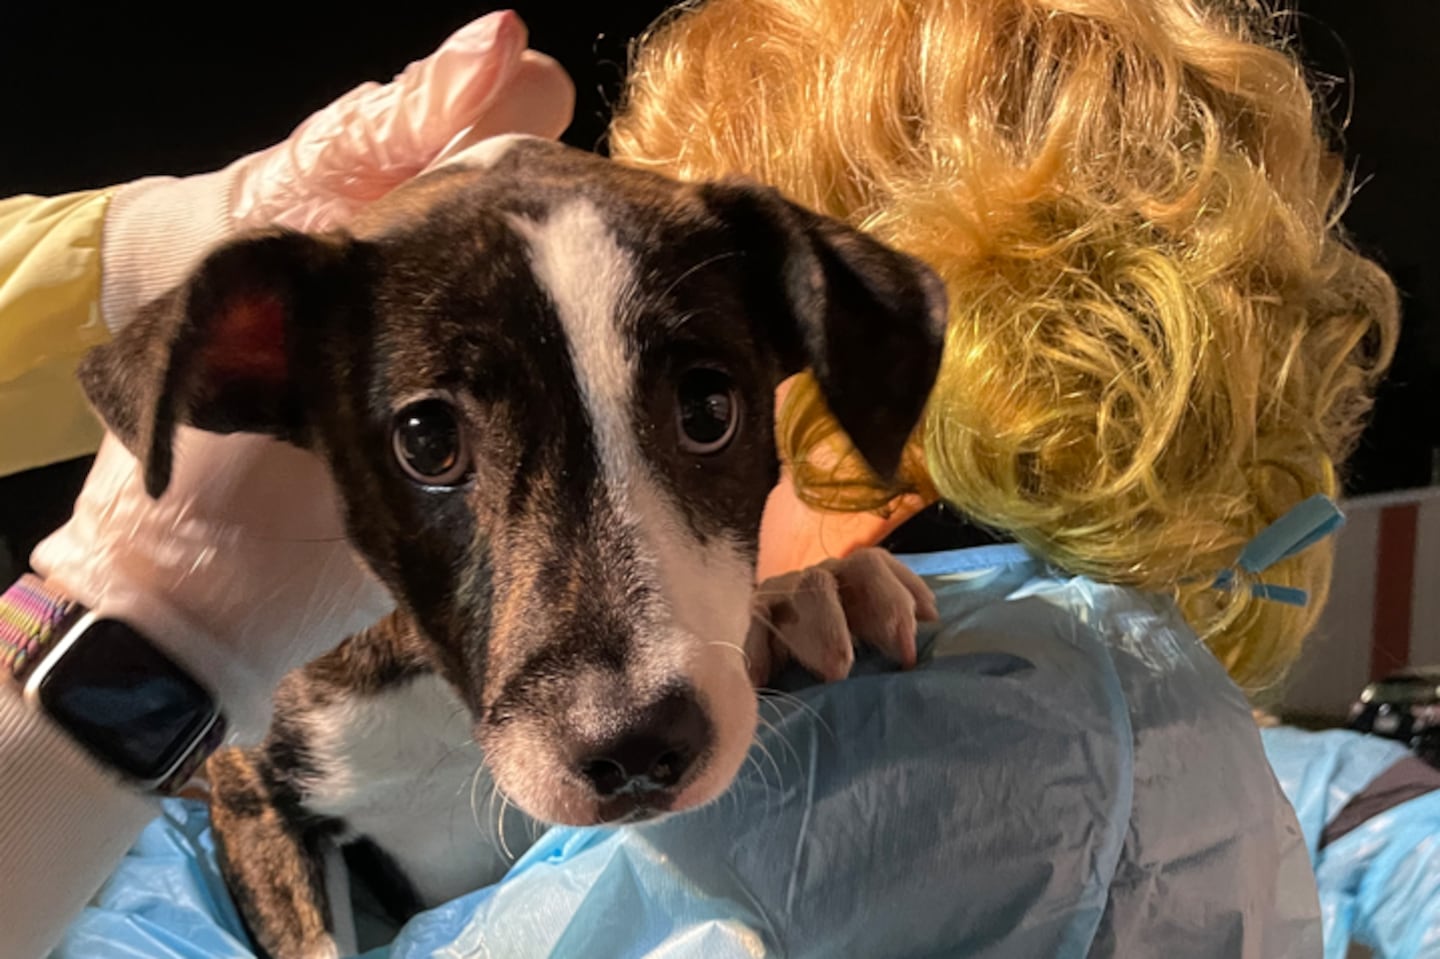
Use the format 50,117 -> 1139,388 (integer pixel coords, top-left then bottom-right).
482,199 -> 759,821
76,137 -> 947,827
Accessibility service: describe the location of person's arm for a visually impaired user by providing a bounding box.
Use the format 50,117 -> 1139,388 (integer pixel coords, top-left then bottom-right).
0,14 -> 574,956
0,167 -> 283,479
0,191 -> 165,959
0,191 -> 115,476
0,185 -> 266,958
0,180 -> 240,477
0,684 -> 157,959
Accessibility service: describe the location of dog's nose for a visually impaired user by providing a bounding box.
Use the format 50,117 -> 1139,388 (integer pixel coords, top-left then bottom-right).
575,689 -> 709,799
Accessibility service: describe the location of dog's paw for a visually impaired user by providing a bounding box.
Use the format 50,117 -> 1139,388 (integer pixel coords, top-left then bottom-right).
744,547 -> 939,685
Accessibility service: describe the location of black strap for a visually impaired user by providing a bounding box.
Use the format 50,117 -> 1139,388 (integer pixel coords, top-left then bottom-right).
1319,755 -> 1440,849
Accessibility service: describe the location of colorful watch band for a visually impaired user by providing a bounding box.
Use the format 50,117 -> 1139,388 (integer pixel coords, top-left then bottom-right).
0,573 -> 82,680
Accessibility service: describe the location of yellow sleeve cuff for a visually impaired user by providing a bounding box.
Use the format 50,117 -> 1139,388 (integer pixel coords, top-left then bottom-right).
0,191 -> 116,476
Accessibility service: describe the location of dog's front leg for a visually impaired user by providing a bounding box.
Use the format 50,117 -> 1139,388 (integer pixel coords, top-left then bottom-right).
745,547 -> 939,684
208,749 -> 344,959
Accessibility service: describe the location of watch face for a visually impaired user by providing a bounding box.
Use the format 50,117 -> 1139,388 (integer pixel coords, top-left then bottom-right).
35,618 -> 218,783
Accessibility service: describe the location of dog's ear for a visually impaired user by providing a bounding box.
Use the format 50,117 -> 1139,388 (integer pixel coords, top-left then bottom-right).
704,182 -> 948,482
77,229 -> 354,498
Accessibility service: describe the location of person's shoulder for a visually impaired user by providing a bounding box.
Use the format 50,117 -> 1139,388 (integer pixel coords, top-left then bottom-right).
959,573 -> 1320,952
932,569 -> 1254,730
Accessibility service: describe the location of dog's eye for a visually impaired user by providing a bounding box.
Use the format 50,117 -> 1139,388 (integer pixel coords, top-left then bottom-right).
676,367 -> 740,454
392,398 -> 470,487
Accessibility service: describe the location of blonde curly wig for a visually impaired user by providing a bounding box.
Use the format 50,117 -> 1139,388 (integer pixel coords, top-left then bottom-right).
608,0 -> 1399,690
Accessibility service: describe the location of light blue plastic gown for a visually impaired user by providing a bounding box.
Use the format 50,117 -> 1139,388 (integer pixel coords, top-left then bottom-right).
58,546 -> 1321,958
1262,726 -> 1440,959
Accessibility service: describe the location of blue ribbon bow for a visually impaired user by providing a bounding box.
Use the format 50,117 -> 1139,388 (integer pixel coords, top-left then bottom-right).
1211,494 -> 1345,607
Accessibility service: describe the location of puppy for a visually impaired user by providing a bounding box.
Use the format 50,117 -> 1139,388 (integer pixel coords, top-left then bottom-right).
78,136 -> 946,958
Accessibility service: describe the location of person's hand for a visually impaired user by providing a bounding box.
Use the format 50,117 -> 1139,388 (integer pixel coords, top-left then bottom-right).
32,11 -> 575,742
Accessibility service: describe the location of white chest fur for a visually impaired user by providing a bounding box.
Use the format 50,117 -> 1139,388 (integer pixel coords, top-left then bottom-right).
300,674 -> 534,907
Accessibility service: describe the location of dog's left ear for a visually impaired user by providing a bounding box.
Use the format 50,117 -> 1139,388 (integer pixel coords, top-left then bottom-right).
77,229 -> 356,498
704,182 -> 948,482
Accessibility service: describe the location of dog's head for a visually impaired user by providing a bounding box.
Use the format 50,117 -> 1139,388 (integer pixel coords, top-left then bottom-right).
79,137 -> 946,825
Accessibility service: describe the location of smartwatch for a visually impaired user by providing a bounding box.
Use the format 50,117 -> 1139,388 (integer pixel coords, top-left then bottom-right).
0,574 -> 227,795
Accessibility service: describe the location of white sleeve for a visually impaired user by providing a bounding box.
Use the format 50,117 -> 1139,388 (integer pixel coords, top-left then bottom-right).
99,169 -> 236,334
0,684 -> 156,958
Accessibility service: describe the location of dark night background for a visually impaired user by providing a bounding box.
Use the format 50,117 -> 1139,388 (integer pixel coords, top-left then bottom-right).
0,1 -> 1436,572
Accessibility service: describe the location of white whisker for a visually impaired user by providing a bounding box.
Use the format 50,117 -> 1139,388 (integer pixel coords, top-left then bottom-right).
497,792 -> 517,863
746,746 -> 776,822
753,718 -> 789,798
756,699 -> 804,769
760,688 -> 836,743
706,639 -> 752,672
